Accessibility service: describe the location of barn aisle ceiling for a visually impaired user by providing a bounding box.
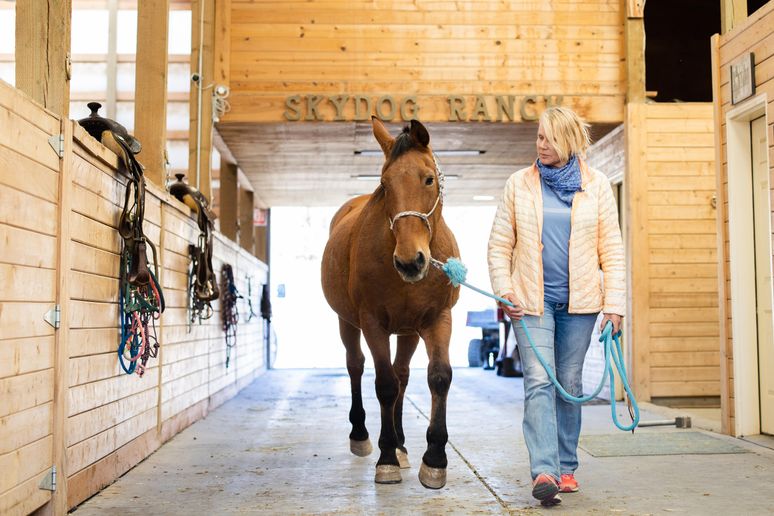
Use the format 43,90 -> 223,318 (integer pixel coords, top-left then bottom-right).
216,121 -> 617,207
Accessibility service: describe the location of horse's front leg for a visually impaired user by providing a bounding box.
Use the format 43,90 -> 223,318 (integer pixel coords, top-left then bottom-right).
418,308 -> 453,489
361,314 -> 401,484
394,333 -> 420,469
339,317 -> 371,456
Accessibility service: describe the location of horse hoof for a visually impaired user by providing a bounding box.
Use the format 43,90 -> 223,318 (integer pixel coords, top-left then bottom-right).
350,438 -> 373,457
375,464 -> 402,484
418,462 -> 446,489
396,448 -> 410,469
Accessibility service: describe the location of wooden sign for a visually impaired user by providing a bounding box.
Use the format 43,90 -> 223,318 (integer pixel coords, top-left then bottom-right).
283,94 -> 564,122
730,53 -> 755,105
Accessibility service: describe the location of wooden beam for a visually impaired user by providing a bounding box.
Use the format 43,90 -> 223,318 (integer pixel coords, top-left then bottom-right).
721,0 -> 747,34
625,103 -> 651,401
254,225 -> 268,263
627,0 -> 646,18
15,0 -> 72,117
106,0 -> 118,119
214,0 -> 231,88
625,18 -> 646,103
239,187 -> 255,255
134,0 -> 170,188
710,33 -> 731,435
189,0 -> 216,202
219,160 -> 239,241
50,120 -> 74,514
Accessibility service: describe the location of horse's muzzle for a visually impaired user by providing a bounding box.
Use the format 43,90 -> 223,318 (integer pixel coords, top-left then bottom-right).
393,252 -> 428,282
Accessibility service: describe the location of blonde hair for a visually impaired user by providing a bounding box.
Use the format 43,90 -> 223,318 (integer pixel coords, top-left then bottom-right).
539,107 -> 591,163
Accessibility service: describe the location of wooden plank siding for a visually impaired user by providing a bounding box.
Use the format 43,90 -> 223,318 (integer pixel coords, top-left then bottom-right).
628,102 -> 720,400
714,1 -> 774,436
0,83 -> 60,516
0,80 -> 268,512
225,0 -> 626,123
646,103 -> 720,398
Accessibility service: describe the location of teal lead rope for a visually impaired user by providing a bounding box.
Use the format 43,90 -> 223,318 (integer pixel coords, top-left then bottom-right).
431,257 -> 640,432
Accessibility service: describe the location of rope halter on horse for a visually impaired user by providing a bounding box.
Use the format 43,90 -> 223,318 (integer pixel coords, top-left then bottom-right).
388,153 -> 446,236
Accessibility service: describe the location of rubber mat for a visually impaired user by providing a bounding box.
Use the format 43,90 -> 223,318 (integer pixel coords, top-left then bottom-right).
579,431 -> 750,457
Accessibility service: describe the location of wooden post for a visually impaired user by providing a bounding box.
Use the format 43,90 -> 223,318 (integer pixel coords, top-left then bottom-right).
625,4 -> 646,104
15,0 -> 72,118
239,188 -> 255,255
255,225 -> 268,263
214,0 -> 231,88
721,0 -> 747,34
711,34 -> 731,434
134,0 -> 170,188
106,0 -> 118,120
219,160 -> 239,241
48,120 -> 74,514
625,103 -> 651,401
189,0 -> 216,202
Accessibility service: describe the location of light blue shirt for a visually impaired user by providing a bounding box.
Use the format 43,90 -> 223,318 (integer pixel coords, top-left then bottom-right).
541,177 -> 572,303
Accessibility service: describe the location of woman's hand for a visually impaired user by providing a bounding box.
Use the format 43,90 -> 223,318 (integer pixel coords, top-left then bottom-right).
499,293 -> 525,321
600,313 -> 622,334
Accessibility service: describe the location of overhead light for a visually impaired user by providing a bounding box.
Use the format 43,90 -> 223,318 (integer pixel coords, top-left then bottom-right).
354,149 -> 485,157
473,195 -> 495,201
435,150 -> 486,157
351,174 -> 460,180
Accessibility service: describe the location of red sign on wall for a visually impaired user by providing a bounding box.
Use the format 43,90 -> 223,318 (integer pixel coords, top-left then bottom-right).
253,208 -> 268,227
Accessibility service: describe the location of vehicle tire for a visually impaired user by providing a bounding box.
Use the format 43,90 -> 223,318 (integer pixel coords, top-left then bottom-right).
468,339 -> 483,367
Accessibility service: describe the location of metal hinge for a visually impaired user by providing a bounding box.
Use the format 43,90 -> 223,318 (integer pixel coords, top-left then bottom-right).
39,466 -> 56,492
43,305 -> 61,329
48,134 -> 65,159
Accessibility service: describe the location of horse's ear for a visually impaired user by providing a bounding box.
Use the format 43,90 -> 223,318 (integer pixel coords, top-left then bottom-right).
409,119 -> 430,148
371,116 -> 394,157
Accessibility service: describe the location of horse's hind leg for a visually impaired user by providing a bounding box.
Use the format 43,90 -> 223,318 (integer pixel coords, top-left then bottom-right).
340,317 -> 371,456
417,308 -> 453,489
393,333 -> 419,469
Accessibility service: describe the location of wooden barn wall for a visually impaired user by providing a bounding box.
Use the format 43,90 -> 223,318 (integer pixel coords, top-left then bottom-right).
627,102 -> 719,401
0,78 -> 60,516
0,80 -> 268,514
225,0 -> 626,123
714,1 -> 774,435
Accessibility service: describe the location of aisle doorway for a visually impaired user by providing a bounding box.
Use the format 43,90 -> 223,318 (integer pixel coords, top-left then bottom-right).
726,96 -> 773,436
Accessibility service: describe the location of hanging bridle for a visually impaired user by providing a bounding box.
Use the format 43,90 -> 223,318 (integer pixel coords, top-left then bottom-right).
387,153 -> 446,237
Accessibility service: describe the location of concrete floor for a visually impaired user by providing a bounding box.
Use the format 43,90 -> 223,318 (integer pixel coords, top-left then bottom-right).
74,368 -> 774,515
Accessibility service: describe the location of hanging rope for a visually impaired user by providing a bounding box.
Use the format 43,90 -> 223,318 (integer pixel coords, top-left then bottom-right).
245,275 -> 258,322
431,256 -> 639,432
103,118 -> 165,377
169,174 -> 219,330
221,264 -> 242,368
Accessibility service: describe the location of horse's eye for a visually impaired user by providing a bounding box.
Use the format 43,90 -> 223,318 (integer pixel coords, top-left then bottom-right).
425,177 -> 434,186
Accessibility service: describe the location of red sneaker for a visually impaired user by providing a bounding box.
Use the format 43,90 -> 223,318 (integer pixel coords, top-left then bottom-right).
532,473 -> 560,502
559,473 -> 579,493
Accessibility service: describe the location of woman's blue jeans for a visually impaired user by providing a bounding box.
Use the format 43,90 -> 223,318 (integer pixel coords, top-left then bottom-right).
512,301 -> 598,481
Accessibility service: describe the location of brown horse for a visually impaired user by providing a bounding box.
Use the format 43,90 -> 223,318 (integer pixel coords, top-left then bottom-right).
321,117 -> 460,488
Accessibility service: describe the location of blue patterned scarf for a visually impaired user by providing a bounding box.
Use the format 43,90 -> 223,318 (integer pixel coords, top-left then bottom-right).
536,154 -> 582,206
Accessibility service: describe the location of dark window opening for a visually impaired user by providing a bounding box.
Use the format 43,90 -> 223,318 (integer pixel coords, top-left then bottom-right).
748,0 -> 768,16
644,0 -> 720,102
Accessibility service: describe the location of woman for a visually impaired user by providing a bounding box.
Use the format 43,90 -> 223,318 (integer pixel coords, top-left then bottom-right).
487,107 -> 625,506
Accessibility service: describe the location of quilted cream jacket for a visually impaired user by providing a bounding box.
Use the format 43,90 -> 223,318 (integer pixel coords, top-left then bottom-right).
487,160 -> 625,316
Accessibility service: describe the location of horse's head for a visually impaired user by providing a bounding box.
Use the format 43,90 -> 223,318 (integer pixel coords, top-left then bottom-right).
372,117 -> 442,283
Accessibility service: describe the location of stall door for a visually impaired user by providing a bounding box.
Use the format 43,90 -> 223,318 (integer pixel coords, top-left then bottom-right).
751,115 -> 774,435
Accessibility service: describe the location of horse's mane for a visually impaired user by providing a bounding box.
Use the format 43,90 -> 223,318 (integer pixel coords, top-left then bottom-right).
389,126 -> 423,163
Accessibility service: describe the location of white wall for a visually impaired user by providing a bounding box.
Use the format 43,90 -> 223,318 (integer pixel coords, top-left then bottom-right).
270,205 -> 497,369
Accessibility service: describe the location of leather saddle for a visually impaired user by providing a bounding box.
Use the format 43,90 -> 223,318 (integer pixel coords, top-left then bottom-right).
77,102 -> 154,289
169,174 -> 220,303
